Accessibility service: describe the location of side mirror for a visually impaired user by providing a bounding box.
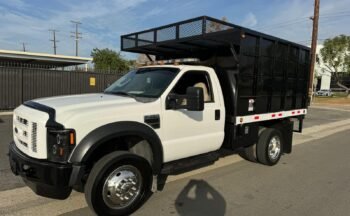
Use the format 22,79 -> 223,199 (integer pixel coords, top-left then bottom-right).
186,87 -> 204,111
166,87 -> 204,111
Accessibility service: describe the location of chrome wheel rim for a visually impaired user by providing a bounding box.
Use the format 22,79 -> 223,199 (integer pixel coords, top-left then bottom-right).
268,136 -> 281,160
102,165 -> 142,209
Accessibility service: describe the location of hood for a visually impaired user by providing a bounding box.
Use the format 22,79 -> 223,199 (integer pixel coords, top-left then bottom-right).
34,93 -> 136,109
33,93 -> 138,116
29,93 -> 161,144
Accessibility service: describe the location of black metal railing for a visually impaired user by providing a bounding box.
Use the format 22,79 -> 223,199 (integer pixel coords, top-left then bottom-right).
121,16 -> 235,50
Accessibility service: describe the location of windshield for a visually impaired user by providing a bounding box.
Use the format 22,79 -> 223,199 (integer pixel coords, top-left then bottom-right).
104,67 -> 179,98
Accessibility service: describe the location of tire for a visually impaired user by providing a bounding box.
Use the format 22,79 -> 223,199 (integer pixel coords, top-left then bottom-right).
85,151 -> 153,216
256,128 -> 283,166
239,144 -> 257,162
239,127 -> 266,163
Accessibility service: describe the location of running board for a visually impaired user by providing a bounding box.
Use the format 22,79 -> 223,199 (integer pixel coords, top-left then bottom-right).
161,152 -> 220,175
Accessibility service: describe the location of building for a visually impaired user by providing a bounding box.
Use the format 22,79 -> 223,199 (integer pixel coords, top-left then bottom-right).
0,50 -> 120,110
315,45 -> 332,90
0,49 -> 92,68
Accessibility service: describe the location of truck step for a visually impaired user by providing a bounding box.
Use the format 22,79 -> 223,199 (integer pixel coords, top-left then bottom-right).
161,151 -> 220,175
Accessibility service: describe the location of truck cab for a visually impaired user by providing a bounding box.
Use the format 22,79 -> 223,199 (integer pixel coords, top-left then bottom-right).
9,16 -> 310,216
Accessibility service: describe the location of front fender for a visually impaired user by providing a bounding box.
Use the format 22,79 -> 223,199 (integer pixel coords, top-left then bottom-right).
68,121 -> 163,174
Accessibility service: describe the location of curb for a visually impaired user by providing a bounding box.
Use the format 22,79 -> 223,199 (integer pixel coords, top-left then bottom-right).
310,105 -> 350,112
0,112 -> 13,116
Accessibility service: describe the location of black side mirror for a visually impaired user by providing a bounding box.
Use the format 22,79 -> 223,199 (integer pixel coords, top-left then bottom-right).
186,87 -> 204,111
166,87 -> 204,111
166,94 -> 178,110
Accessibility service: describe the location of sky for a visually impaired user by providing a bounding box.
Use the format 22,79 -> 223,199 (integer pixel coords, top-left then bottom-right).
0,0 -> 349,59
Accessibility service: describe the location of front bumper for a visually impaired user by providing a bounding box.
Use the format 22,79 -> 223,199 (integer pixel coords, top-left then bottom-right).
8,141 -> 73,199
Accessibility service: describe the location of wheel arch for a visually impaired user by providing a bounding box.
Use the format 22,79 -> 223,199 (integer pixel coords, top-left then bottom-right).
69,121 -> 163,174
259,119 -> 294,154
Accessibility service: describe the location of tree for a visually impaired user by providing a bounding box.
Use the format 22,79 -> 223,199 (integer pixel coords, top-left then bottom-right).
91,48 -> 131,73
319,35 -> 350,96
207,16 -> 230,33
136,54 -> 155,65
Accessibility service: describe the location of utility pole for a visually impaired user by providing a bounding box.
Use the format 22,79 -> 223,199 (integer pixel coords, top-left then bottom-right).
21,42 -> 27,52
309,0 -> 320,102
49,29 -> 59,55
70,20 -> 82,56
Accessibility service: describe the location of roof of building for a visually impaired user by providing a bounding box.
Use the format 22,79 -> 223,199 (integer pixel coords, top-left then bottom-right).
0,49 -> 92,67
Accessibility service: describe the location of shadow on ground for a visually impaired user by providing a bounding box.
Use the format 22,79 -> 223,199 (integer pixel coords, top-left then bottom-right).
175,179 -> 226,216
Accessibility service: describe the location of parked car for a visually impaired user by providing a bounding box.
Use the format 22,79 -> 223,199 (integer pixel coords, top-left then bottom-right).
316,89 -> 333,96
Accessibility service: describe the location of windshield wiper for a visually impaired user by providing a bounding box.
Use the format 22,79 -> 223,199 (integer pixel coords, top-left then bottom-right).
105,91 -> 136,98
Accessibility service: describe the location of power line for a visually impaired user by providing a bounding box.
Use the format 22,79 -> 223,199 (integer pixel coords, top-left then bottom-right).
49,29 -> 59,55
257,17 -> 308,30
70,20 -> 82,56
321,10 -> 350,16
256,11 -> 350,31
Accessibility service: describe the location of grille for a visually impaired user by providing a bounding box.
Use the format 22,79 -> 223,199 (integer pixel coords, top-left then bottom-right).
17,116 -> 28,126
19,140 -> 28,147
31,122 -> 38,152
14,114 -> 38,153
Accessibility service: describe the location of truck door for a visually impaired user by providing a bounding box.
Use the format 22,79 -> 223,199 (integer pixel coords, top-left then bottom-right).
161,70 -> 224,162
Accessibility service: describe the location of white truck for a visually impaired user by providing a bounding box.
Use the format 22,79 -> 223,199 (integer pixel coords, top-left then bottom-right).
9,16 -> 310,216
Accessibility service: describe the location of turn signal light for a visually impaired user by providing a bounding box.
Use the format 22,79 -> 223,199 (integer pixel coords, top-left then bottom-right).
70,132 -> 75,145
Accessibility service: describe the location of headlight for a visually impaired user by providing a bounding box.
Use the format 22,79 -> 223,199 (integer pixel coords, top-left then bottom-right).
47,129 -> 76,163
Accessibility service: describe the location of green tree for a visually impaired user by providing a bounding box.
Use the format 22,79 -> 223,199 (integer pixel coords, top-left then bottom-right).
319,35 -> 350,95
207,16 -> 230,33
91,48 -> 130,73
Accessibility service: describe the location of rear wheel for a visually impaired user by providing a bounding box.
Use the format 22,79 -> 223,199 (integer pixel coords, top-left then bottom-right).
85,151 -> 152,216
256,128 -> 283,166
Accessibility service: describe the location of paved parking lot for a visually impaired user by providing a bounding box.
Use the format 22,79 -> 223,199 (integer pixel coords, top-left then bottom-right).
0,106 -> 350,215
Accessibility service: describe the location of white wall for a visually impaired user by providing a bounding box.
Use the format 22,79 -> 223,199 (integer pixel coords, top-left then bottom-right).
316,44 -> 331,90
320,72 -> 331,90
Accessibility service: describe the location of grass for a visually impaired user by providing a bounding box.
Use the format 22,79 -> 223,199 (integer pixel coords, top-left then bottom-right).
332,92 -> 348,97
313,95 -> 350,105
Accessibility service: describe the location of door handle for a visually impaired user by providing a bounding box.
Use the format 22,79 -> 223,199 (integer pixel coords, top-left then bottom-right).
215,109 -> 220,120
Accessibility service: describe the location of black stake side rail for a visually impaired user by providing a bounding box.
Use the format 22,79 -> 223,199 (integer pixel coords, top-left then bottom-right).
121,16 -> 310,55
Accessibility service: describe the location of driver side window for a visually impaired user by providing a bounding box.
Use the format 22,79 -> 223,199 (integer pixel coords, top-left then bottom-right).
171,71 -> 214,103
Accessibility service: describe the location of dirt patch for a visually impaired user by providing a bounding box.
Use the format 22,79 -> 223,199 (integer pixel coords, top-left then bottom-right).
313,97 -> 350,105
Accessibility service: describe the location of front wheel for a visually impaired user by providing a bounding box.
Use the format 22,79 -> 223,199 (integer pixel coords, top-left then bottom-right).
85,151 -> 153,216
256,128 -> 283,166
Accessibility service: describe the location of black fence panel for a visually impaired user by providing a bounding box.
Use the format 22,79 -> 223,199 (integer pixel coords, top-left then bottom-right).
0,67 -> 122,110
330,73 -> 350,91
0,67 -> 22,110
22,69 -> 71,101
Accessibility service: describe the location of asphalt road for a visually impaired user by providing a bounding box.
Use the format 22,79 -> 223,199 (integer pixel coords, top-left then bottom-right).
302,106 -> 350,128
147,129 -> 350,216
0,106 -> 350,215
